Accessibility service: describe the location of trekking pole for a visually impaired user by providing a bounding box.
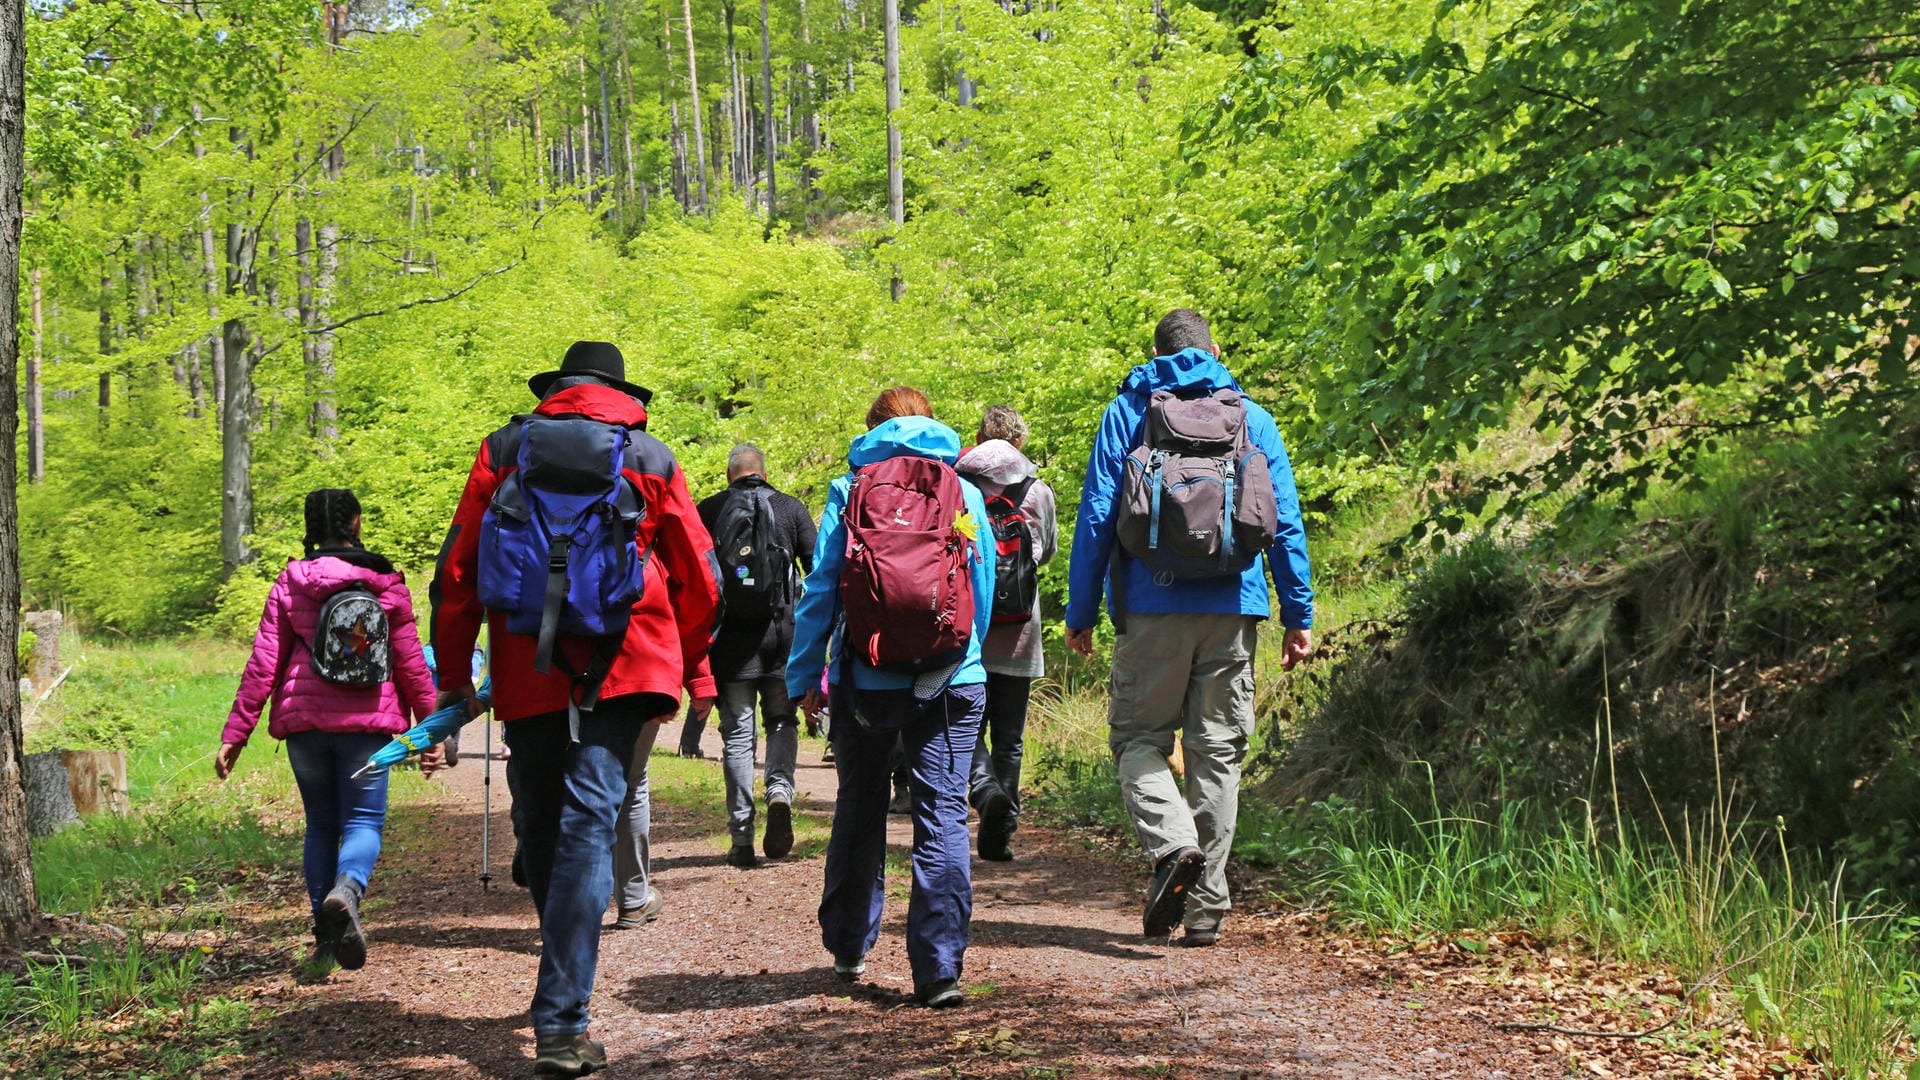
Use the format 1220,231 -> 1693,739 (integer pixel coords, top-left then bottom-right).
480,714 -> 493,891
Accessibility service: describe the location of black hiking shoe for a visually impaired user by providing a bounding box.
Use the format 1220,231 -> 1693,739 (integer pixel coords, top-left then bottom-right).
1142,847 -> 1205,939
533,1031 -> 607,1076
973,784 -> 1015,821
1182,924 -> 1220,947
917,978 -> 965,1008
764,798 -> 794,859
320,874 -> 367,970
887,787 -> 912,815
832,953 -> 867,982
511,848 -> 528,888
977,815 -> 1015,862
725,844 -> 759,869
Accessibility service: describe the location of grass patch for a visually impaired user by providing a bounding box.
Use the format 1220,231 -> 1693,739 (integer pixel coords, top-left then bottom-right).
9,636 -> 444,1075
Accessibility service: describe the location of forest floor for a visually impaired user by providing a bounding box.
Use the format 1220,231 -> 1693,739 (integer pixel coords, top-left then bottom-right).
209,727 -> 1793,1080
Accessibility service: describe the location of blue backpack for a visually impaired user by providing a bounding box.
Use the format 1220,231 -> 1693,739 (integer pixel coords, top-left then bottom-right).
478,416 -> 650,734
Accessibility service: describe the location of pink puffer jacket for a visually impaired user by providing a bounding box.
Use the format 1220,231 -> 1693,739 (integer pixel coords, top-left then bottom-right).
222,555 -> 438,745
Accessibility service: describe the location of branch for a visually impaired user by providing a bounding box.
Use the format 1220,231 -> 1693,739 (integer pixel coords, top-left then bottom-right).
247,253 -> 526,367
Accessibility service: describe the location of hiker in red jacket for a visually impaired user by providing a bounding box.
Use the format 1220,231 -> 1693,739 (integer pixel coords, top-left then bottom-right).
431,341 -> 720,1078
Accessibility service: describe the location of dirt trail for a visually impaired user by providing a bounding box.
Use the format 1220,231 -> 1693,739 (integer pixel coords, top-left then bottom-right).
251,726 -> 1555,1079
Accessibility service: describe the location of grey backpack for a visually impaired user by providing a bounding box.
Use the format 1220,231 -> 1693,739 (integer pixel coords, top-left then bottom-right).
1115,389 -> 1277,580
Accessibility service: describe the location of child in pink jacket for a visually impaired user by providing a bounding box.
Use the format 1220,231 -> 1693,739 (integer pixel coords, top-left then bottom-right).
216,489 -> 436,972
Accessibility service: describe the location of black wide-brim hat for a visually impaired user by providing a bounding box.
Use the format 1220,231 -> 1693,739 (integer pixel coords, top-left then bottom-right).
528,340 -> 654,404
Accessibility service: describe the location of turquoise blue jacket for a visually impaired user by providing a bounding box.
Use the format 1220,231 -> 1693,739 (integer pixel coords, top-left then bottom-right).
1065,348 -> 1314,630
786,416 -> 996,698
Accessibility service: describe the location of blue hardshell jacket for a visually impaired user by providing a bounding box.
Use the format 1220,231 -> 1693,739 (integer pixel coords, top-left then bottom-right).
1065,348 -> 1314,631
786,416 -> 996,699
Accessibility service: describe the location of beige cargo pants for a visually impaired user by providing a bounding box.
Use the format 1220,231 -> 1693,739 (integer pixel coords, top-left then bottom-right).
1108,612 -> 1258,931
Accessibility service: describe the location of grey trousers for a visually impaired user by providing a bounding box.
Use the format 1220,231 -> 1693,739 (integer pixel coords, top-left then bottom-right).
718,677 -> 800,846
612,719 -> 663,912
1108,613 -> 1258,930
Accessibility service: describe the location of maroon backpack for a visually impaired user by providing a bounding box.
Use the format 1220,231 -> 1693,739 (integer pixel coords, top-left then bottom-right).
839,456 -> 977,673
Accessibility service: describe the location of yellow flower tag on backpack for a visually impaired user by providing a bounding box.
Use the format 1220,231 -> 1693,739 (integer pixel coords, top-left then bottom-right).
954,511 -> 980,543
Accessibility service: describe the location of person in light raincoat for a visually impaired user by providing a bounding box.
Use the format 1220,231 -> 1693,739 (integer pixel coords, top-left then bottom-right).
955,406 -> 1058,862
217,489 -> 437,974
789,387 -> 993,1009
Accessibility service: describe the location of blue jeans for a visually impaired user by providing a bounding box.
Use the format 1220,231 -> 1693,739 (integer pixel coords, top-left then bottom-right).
504,701 -> 648,1036
284,730 -> 392,920
820,682 -> 985,992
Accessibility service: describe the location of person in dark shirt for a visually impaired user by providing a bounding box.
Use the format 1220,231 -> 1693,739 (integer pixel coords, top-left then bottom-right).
690,444 -> 817,866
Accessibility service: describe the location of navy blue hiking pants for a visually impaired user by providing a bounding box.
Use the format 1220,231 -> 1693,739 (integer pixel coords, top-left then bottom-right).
819,681 -> 985,994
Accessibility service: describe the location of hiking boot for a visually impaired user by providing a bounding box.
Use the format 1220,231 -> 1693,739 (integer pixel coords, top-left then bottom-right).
297,926 -> 339,982
832,953 -> 866,982
1142,846 -> 1205,939
610,888 -> 664,930
977,815 -> 1015,862
725,844 -> 759,869
320,874 -> 367,970
1182,924 -> 1220,948
533,1031 -> 607,1076
973,784 -> 1015,821
917,978 -> 965,1008
887,787 -> 912,816
511,848 -> 528,888
764,798 -> 794,860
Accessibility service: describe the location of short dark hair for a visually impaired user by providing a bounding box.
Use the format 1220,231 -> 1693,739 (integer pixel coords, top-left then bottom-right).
1153,309 -> 1214,357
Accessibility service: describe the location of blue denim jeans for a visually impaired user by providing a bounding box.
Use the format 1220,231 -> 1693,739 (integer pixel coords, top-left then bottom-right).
284,730 -> 392,920
820,681 -> 985,993
504,700 -> 648,1036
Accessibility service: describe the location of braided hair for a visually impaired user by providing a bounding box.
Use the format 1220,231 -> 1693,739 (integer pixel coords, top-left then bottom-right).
302,488 -> 363,557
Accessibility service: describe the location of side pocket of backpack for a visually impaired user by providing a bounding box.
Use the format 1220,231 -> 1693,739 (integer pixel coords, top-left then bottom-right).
478,472 -> 538,631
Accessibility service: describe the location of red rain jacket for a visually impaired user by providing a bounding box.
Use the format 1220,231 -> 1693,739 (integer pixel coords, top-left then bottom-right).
431,383 -> 720,722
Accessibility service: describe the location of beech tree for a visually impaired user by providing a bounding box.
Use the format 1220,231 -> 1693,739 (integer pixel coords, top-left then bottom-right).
1,0 -> 36,947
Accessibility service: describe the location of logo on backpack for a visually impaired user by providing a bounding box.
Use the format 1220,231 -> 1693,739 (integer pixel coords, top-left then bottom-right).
983,478 -> 1038,624
477,415 -> 650,674
1115,388 -> 1277,580
839,456 -> 977,674
310,584 -> 392,686
713,485 -> 790,622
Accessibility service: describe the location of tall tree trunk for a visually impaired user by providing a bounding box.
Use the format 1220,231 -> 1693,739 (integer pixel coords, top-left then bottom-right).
194,108 -> 221,419
885,0 -> 904,300
577,56 -> 594,199
0,0 -> 37,946
760,0 -> 776,219
97,268 -> 112,412
27,268 -> 42,482
532,96 -> 547,211
313,137 -> 341,450
682,0 -> 710,212
221,220 -> 254,580
798,0 -> 819,219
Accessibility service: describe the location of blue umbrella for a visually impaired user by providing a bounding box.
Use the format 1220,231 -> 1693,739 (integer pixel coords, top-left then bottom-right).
352,678 -> 492,778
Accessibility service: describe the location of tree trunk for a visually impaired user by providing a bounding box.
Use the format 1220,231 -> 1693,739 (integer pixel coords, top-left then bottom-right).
221,219 -> 255,580
0,0 -> 36,943
760,0 -> 776,219
532,97 -> 547,211
798,0 -> 819,219
682,0 -> 710,213
194,109 -> 221,420
885,0 -> 903,300
27,267 -> 42,482
97,268 -> 112,412
576,56 -> 594,199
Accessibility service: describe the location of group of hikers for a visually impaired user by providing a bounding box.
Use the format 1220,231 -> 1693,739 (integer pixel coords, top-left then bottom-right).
216,308 -> 1314,1076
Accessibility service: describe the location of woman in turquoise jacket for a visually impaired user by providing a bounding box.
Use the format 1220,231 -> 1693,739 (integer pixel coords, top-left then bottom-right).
790,387 -> 994,1008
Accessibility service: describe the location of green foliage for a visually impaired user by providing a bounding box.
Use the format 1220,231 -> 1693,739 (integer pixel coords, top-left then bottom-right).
1199,0 -> 1919,530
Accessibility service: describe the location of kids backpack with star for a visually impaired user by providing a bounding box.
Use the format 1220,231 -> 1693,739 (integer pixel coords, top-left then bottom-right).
309,584 -> 393,686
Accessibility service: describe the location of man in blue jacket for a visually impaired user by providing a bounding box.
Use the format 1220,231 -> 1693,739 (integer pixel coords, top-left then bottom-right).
1065,309 -> 1314,947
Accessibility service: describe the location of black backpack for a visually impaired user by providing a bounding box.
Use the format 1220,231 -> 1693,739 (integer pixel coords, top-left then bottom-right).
983,478 -> 1038,624
309,583 -> 392,686
713,485 -> 789,621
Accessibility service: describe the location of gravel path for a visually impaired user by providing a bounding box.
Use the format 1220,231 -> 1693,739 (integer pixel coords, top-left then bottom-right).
252,723 -> 1557,1079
